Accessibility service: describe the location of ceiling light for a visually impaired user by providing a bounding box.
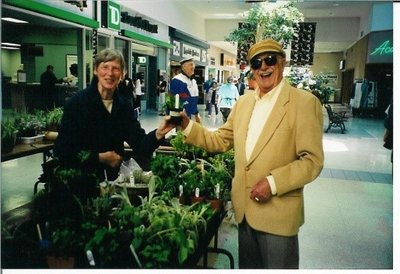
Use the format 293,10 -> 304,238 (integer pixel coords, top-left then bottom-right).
1,46 -> 20,50
2,17 -> 28,24
2,42 -> 21,47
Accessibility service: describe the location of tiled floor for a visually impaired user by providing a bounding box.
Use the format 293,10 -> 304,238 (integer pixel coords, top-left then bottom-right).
1,104 -> 394,270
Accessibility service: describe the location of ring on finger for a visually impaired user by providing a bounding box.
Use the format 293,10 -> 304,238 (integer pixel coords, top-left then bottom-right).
255,197 -> 260,202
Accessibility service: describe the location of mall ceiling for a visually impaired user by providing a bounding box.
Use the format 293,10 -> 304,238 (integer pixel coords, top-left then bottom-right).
174,0 -> 376,54
2,1 -> 387,54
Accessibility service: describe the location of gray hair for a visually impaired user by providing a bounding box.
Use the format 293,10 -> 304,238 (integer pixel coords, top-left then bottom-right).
93,48 -> 125,73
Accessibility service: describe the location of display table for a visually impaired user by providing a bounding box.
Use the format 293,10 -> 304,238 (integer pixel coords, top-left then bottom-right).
117,183 -> 234,268
183,207 -> 234,268
1,141 -> 54,162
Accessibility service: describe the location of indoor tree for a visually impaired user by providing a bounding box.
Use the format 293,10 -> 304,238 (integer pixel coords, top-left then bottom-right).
225,0 -> 304,61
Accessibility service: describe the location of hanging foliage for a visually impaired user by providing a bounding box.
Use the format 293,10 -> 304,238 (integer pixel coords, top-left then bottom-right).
225,0 -> 304,63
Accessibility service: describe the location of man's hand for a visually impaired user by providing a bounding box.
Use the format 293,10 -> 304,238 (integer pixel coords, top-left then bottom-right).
99,151 -> 122,168
155,116 -> 176,140
250,178 -> 273,203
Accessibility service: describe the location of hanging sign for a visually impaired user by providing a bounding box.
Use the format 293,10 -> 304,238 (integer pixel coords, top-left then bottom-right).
182,43 -> 200,61
101,1 -> 121,31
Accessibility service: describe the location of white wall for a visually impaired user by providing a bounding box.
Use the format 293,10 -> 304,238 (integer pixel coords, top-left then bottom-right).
205,19 -> 239,41
1,50 -> 21,78
120,1 -> 206,39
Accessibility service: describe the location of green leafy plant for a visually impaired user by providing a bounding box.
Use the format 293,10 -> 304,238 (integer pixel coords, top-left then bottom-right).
14,110 -> 46,137
225,0 -> 304,61
170,131 -> 208,160
313,71 -> 336,104
45,107 -> 63,131
150,154 -> 182,195
1,119 -> 18,153
48,218 -> 84,259
126,178 -> 213,268
163,93 -> 188,111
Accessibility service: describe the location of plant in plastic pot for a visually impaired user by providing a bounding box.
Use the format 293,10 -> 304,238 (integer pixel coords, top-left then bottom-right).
1,119 -> 18,153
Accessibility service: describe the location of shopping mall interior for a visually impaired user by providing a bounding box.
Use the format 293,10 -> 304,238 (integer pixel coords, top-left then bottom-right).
1,0 -> 396,272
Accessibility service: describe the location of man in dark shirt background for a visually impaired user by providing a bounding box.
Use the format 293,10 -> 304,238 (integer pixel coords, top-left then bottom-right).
40,65 -> 59,110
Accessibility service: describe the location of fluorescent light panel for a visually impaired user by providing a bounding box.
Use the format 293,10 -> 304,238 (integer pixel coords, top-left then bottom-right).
2,17 -> 28,24
1,46 -> 20,50
2,42 -> 21,47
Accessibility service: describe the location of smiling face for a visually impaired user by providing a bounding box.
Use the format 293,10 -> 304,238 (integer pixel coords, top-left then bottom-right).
251,53 -> 285,95
181,61 -> 195,77
94,60 -> 122,94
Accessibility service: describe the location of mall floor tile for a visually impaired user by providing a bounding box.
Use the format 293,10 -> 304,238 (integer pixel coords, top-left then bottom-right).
1,104 -> 394,269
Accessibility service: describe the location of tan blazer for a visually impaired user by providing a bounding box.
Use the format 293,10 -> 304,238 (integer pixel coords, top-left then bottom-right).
185,81 -> 324,236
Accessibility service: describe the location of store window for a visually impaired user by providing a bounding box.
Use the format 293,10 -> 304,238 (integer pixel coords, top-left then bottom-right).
98,34 -> 110,52
115,38 -> 130,75
85,29 -> 95,86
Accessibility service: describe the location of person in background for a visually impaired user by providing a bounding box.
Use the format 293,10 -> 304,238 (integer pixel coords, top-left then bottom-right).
236,73 -> 246,96
205,81 -> 219,118
169,57 -> 201,123
217,76 -> 239,122
383,100 -> 393,163
40,65 -> 59,110
54,48 -> 175,202
203,74 -> 214,99
117,70 -> 135,108
244,70 -> 257,94
63,63 -> 78,86
179,39 -> 324,269
133,72 -> 143,116
158,75 -> 168,116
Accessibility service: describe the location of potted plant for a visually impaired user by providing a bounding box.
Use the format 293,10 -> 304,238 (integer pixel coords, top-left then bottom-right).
1,119 -> 18,153
121,179 -> 213,268
45,107 -> 63,140
150,154 -> 182,196
14,110 -> 46,143
170,131 -> 208,160
45,218 -> 81,268
164,94 -> 189,124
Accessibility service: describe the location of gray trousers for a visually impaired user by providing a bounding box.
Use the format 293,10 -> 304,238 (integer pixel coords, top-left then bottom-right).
238,218 -> 299,269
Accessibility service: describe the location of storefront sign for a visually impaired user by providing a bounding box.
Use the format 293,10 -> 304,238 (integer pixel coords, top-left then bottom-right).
172,40 -> 181,56
92,29 -> 98,58
370,40 -> 393,56
121,12 -> 158,34
326,74 -> 338,84
182,43 -> 200,61
201,50 -> 207,63
367,30 -> 393,64
101,1 -> 121,31
137,57 -> 147,64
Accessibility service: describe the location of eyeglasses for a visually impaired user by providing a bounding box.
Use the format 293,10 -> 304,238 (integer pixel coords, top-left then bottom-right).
250,55 -> 278,69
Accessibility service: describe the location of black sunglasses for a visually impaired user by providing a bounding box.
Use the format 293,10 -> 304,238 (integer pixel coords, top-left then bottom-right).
250,55 -> 279,69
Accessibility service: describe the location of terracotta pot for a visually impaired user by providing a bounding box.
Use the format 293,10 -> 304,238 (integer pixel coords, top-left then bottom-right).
47,255 -> 75,268
44,131 -> 58,141
190,196 -> 205,205
206,199 -> 222,212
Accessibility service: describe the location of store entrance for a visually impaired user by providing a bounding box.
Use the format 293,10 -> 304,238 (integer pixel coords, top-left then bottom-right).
365,63 -> 393,118
341,69 -> 354,106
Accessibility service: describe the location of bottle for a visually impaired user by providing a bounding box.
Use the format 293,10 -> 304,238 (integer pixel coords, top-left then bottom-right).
17,64 -> 26,83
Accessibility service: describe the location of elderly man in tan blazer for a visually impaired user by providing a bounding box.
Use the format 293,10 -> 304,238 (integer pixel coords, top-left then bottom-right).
180,39 -> 324,269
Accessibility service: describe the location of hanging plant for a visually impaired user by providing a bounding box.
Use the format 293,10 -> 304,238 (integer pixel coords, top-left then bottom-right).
225,0 -> 304,62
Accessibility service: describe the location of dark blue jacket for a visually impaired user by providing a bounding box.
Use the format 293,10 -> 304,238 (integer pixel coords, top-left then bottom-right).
54,77 -> 162,183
